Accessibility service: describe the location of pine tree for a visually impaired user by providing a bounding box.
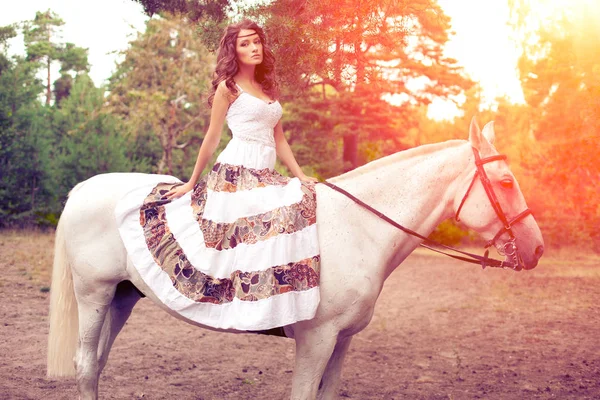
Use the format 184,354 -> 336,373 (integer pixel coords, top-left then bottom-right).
254,0 -> 472,172
0,47 -> 55,226
54,74 -> 142,198
22,9 -> 89,105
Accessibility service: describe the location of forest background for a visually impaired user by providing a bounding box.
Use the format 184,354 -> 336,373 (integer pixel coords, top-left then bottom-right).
0,0 -> 598,252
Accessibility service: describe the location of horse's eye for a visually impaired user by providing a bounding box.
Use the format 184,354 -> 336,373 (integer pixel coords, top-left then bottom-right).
500,179 -> 513,189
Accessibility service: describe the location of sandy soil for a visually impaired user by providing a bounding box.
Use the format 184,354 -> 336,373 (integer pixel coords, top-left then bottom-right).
1,230 -> 599,400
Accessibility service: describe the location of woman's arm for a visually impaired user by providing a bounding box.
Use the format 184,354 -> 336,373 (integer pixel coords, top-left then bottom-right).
273,120 -> 318,182
165,82 -> 231,199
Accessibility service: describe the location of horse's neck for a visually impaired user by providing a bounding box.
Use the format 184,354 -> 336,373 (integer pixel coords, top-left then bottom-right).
330,140 -> 471,279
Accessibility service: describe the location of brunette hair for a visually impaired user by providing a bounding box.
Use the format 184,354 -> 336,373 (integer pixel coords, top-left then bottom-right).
208,19 -> 279,107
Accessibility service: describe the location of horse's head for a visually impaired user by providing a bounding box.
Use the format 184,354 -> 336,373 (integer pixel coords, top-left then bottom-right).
453,118 -> 544,270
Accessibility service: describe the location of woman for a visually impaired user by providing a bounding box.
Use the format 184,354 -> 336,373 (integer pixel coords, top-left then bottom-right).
165,19 -> 317,200
116,20 -> 321,331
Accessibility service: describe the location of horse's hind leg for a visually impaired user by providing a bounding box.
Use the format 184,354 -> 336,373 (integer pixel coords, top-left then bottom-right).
74,281 -> 116,400
97,281 -> 141,374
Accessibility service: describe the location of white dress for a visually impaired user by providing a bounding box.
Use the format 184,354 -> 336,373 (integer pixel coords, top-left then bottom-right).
115,86 -> 321,330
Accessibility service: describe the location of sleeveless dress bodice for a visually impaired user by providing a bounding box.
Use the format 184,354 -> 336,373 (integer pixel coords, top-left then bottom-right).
227,91 -> 282,147
217,89 -> 283,170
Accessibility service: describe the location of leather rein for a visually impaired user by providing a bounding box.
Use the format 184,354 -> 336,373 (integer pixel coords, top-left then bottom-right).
321,147 -> 532,271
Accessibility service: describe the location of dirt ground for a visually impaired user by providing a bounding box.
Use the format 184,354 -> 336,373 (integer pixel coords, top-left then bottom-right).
0,230 -> 599,400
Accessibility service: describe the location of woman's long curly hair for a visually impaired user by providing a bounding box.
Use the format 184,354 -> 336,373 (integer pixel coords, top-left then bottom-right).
208,19 -> 279,107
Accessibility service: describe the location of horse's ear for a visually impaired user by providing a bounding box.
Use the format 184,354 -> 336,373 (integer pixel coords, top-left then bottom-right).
481,121 -> 496,145
468,117 -> 482,149
469,117 -> 495,151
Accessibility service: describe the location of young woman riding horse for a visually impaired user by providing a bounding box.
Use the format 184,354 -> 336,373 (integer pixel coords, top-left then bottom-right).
47,19 -> 544,400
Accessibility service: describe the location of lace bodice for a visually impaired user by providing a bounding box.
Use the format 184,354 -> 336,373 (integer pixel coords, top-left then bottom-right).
226,87 -> 282,148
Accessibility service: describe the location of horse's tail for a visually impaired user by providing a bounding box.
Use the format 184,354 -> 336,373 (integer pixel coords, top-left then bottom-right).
47,214 -> 78,377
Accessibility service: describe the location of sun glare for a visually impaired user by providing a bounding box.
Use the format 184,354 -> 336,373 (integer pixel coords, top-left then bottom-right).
429,0 -> 600,121
532,0 -> 599,13
522,0 -> 600,28
429,0 -> 522,120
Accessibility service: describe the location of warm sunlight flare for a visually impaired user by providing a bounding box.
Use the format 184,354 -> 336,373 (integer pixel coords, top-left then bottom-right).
513,0 -> 600,43
429,0 -> 522,120
527,0 -> 600,19
430,0 -> 600,120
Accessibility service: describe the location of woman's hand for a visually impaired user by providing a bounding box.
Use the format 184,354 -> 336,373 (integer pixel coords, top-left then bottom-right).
298,174 -> 319,183
164,182 -> 195,200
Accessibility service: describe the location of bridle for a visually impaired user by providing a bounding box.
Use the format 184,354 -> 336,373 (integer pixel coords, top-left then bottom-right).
321,147 -> 533,271
455,147 -> 532,266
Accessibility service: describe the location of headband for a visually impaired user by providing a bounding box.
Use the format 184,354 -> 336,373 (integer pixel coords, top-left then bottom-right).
237,31 -> 258,38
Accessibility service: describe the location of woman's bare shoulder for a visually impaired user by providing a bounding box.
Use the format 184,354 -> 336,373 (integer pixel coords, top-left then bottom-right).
216,80 -> 239,103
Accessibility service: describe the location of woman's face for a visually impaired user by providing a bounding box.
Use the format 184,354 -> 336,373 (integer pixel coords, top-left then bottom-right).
235,29 -> 263,67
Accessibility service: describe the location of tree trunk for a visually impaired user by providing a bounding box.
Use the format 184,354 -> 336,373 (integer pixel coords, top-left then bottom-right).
166,145 -> 173,175
157,129 -> 167,174
157,152 -> 166,174
340,24 -> 366,173
334,37 -> 342,86
342,134 -> 357,172
31,176 -> 36,211
166,127 -> 174,175
46,56 -> 51,105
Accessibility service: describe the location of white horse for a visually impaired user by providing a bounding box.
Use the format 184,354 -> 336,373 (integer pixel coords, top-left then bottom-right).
47,119 -> 544,399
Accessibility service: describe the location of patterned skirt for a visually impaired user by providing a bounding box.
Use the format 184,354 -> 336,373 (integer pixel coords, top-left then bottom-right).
115,163 -> 320,330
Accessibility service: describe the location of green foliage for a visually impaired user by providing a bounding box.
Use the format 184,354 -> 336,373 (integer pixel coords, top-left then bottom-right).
508,0 -> 600,249
53,74 -> 144,198
131,0 -> 231,22
0,25 -> 16,50
428,220 -> 475,247
35,211 -> 59,228
53,73 -> 73,105
0,51 -> 54,227
0,105 -> 56,227
22,9 -> 89,105
108,14 -> 215,176
59,42 -> 89,74
281,91 -> 344,177
0,10 -> 144,228
23,10 -> 65,63
250,0 -> 473,172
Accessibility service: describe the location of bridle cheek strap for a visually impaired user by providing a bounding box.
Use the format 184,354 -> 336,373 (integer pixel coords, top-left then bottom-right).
455,170 -> 478,223
455,148 -> 532,248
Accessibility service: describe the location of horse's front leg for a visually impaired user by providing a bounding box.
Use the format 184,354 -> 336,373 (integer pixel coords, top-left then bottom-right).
291,324 -> 338,400
316,335 -> 353,400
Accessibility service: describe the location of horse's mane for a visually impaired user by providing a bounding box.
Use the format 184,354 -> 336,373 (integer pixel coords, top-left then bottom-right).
330,139 -> 466,183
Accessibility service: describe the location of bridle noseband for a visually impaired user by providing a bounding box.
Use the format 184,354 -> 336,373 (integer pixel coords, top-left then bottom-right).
455,147 -> 532,263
